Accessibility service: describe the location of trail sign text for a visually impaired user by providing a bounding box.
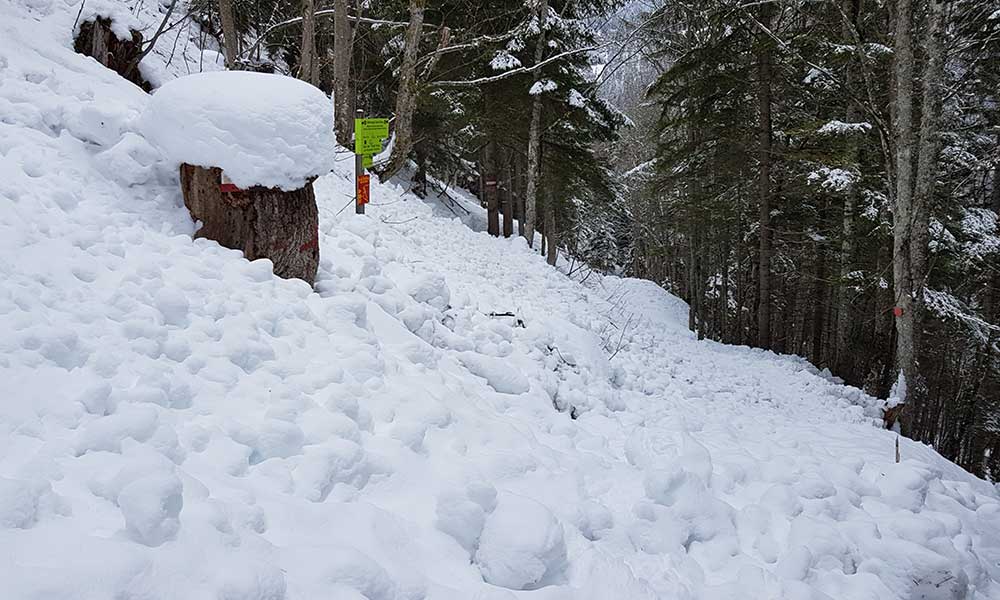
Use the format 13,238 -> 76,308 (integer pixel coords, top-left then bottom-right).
355,118 -> 389,155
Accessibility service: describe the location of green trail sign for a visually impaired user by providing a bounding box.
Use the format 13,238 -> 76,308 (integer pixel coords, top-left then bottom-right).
354,118 -> 389,155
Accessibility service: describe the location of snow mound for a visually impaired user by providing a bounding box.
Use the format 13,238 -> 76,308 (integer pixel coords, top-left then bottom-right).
140,71 -> 335,190
475,493 -> 568,590
458,351 -> 531,394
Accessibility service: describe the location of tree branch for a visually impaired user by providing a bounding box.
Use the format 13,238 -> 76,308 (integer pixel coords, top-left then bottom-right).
428,45 -> 602,89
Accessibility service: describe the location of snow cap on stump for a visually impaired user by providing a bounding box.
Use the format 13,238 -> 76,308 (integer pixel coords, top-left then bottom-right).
140,71 -> 335,191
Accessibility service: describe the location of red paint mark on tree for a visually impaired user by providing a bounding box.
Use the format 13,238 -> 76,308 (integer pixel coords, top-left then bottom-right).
299,234 -> 319,252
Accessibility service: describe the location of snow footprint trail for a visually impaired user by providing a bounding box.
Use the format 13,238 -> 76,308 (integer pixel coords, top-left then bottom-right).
331,179 -> 1000,599
1,0 -> 999,595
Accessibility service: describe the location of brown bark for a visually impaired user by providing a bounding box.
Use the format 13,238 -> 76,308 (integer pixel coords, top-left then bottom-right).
300,0 -> 319,85
381,0 -> 426,179
218,0 -> 239,68
333,0 -> 354,146
179,165 -> 319,284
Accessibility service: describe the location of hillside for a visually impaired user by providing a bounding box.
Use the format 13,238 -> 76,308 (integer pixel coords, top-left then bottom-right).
2,1 -> 1000,599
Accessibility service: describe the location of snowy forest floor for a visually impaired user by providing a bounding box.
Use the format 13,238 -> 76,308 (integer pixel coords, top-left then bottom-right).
2,0 -> 1000,598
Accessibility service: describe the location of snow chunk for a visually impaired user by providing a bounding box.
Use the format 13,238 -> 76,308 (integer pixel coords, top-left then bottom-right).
529,80 -> 558,96
140,71 -> 335,191
406,273 -> 451,310
490,51 -> 522,72
435,482 -> 497,554
817,120 -> 871,136
568,89 -> 587,108
117,471 -> 183,546
0,478 -> 57,529
458,352 -> 530,394
475,493 -> 567,590
807,167 -> 856,192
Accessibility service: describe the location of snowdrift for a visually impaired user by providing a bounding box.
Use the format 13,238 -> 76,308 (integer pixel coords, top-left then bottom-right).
1,0 -> 999,599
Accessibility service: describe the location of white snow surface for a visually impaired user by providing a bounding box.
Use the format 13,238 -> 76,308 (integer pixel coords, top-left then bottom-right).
2,1 -> 1000,599
140,71 -> 336,190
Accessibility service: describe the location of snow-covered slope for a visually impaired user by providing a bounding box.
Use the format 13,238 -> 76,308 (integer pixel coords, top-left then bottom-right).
3,1 -> 1000,599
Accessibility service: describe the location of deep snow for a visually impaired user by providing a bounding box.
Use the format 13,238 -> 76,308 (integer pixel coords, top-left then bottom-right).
141,71 -> 336,190
2,0 -> 1000,599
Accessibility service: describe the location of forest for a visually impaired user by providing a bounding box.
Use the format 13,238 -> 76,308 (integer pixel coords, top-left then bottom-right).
142,0 -> 1000,480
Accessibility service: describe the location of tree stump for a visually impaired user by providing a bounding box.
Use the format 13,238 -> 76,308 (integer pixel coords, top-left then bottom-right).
179,164 -> 320,284
74,18 -> 150,91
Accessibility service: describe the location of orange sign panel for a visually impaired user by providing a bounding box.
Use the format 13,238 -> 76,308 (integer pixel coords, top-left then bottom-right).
357,175 -> 371,205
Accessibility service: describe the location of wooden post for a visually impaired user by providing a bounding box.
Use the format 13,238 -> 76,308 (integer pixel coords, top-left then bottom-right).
355,108 -> 365,215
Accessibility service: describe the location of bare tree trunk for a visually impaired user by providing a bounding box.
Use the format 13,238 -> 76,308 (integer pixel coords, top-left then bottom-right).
812,240 -> 827,365
688,230 -> 697,333
484,141 -> 500,236
756,5 -> 774,350
909,0 -> 946,438
892,0 -> 945,436
413,143 -> 428,197
300,0 -> 318,84
333,0 -> 354,146
516,152 -> 526,237
721,231 -> 730,342
545,192 -> 557,266
523,0 -> 549,248
836,0 -> 861,374
891,0 -> 916,432
218,0 -> 239,68
381,0 -> 426,179
503,151 -> 514,237
988,155 -> 1000,323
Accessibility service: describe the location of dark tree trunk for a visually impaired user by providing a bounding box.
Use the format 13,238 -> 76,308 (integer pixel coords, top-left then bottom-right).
545,192 -> 557,266
812,241 -> 827,365
502,151 -> 514,238
484,141 -> 500,237
179,164 -> 319,284
412,143 -> 428,198
756,6 -> 774,350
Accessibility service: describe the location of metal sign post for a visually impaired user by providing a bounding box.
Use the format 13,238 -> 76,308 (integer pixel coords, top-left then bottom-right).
355,109 -> 365,214
353,113 -> 389,215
